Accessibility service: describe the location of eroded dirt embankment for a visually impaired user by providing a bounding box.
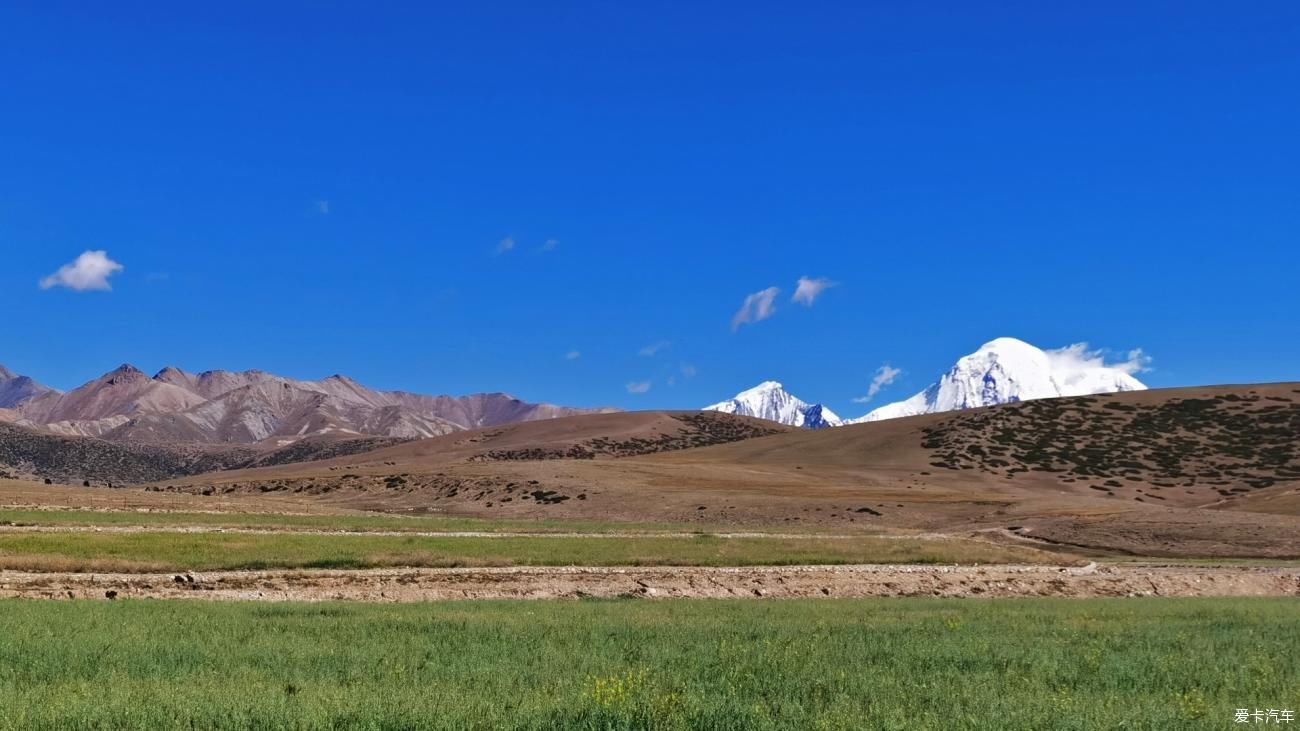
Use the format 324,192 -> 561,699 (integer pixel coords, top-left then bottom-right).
2,563 -> 1297,602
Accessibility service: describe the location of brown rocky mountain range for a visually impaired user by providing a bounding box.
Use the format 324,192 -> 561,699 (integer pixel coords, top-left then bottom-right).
0,365 -> 56,409
0,363 -> 614,445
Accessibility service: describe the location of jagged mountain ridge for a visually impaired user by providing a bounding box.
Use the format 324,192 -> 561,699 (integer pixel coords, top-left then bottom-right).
848,337 -> 1147,423
703,381 -> 842,429
0,363 -> 614,445
0,366 -> 57,410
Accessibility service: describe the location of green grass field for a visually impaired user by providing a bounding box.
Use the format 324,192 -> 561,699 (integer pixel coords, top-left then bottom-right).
0,508 -> 723,535
0,530 -> 1052,571
0,597 -> 1295,729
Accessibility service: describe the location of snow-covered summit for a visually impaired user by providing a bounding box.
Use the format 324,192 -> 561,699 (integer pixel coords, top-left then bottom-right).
704,381 -> 842,429
847,337 -> 1147,423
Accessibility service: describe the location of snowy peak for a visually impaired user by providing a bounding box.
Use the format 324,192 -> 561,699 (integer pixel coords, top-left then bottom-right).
730,381 -> 792,404
850,337 -> 1147,423
704,381 -> 842,429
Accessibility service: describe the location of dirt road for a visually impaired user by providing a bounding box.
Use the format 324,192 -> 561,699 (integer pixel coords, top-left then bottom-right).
2,563 -> 1296,602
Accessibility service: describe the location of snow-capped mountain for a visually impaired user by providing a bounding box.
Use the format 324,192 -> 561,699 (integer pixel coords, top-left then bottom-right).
847,337 -> 1147,423
704,381 -> 842,429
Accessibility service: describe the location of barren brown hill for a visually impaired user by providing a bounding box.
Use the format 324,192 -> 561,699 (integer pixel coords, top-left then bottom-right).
139,384 -> 1300,558
663,381 -> 1300,505
1213,481 -> 1300,517
354,410 -> 792,463
142,411 -> 791,483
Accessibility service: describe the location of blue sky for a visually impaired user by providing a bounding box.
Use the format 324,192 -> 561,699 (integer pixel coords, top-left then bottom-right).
2,2 -> 1297,416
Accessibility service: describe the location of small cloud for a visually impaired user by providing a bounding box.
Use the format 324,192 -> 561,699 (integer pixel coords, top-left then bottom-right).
1046,343 -> 1153,378
731,286 -> 780,331
316,200 -> 330,215
852,364 -> 903,403
626,380 -> 652,394
565,351 -> 581,361
540,239 -> 559,252
680,363 -> 697,379
638,340 -> 671,357
494,236 -> 515,256
1122,348 -> 1154,375
667,375 -> 677,387
39,250 -> 125,292
792,276 -> 836,306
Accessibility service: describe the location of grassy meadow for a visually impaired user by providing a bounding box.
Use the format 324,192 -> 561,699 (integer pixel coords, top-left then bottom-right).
0,507 -> 724,535
0,530 -> 1054,572
0,597 -> 1296,729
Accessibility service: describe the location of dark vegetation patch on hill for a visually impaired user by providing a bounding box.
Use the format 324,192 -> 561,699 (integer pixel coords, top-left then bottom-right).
245,437 -> 410,469
148,472 -> 587,507
920,389 -> 1300,498
0,423 -> 407,485
467,413 -> 787,462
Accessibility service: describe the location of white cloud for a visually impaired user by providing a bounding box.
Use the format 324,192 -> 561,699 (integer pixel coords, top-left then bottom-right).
565,351 -> 581,361
680,363 -> 697,379
39,250 -> 125,292
1121,348 -> 1154,375
639,340 -> 671,357
731,287 -> 780,330
792,276 -> 836,306
626,380 -> 652,394
1045,343 -> 1153,381
316,200 -> 330,215
852,364 -> 903,403
540,239 -> 559,252
495,236 -> 515,255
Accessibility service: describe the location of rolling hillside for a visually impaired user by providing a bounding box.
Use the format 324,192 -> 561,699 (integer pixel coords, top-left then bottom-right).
141,383 -> 1300,558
